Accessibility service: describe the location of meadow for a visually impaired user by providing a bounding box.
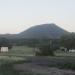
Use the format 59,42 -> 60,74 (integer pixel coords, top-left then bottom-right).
0,46 -> 75,57
0,46 -> 34,56
0,46 -> 75,75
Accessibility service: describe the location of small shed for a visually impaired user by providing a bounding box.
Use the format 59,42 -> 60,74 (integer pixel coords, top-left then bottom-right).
69,49 -> 75,52
0,47 -> 8,52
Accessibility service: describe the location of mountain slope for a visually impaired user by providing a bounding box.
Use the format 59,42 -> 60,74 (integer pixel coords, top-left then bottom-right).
18,23 -> 68,39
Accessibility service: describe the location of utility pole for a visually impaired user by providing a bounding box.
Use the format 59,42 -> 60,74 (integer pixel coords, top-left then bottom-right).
49,39 -> 52,49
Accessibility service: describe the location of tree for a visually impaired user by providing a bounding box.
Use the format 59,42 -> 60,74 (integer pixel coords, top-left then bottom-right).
0,37 -> 12,49
35,39 -> 55,56
60,32 -> 75,51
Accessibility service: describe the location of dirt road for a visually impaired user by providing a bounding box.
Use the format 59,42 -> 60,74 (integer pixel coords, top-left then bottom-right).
14,57 -> 75,75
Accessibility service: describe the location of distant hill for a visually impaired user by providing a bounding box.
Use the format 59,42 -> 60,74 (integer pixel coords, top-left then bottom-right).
0,34 -> 16,39
18,23 -> 68,39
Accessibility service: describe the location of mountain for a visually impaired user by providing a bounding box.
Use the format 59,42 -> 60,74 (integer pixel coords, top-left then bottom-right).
18,23 -> 68,39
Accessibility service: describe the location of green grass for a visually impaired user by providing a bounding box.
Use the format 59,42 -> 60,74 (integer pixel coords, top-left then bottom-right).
0,46 -> 34,57
0,46 -> 75,75
55,51 -> 75,57
0,46 -> 34,75
47,57 -> 75,70
10,46 -> 34,55
12,46 -> 75,57
0,56 -> 25,75
0,56 -> 75,75
0,63 -> 19,75
0,46 -> 75,57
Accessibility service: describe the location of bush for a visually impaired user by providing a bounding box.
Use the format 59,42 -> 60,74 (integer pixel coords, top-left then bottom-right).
0,63 -> 19,75
36,44 -> 54,56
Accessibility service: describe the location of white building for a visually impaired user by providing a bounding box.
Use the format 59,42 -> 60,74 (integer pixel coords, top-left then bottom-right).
69,49 -> 75,52
1,47 -> 8,52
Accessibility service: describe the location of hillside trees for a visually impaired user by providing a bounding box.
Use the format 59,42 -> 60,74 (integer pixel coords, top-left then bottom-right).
60,32 -> 75,51
35,39 -> 55,56
0,37 -> 12,49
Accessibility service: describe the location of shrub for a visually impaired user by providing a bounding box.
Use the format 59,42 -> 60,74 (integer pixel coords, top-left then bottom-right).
36,44 -> 54,56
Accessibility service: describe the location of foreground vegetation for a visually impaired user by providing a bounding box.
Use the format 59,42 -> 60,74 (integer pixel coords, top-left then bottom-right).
0,46 -> 75,57
0,56 -> 75,75
0,56 -> 24,75
0,46 -> 75,75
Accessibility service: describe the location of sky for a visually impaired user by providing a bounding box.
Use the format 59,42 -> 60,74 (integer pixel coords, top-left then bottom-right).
0,0 -> 75,34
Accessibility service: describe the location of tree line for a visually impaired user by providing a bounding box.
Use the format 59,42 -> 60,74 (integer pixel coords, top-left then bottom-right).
0,32 -> 75,56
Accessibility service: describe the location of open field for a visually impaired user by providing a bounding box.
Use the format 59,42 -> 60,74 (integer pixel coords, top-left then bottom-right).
0,56 -> 25,75
55,50 -> 75,57
0,46 -> 75,57
0,46 -> 34,56
0,46 -> 75,75
10,46 -> 34,55
0,56 -> 75,75
14,56 -> 75,75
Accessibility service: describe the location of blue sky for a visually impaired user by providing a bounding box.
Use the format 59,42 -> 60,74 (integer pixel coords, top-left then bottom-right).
0,0 -> 75,34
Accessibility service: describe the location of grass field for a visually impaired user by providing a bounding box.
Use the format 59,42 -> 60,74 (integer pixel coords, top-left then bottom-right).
0,46 -> 75,57
0,56 -> 75,75
0,46 -> 33,65
0,46 -> 34,57
0,46 -> 75,75
10,46 -> 34,55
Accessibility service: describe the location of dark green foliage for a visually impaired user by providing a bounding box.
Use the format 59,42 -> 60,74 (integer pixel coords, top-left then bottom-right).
35,39 -> 60,56
0,63 -> 19,75
0,57 -> 75,75
0,37 -> 9,47
32,57 -> 75,70
61,63 -> 75,70
49,62 -> 75,70
0,37 -> 12,49
60,32 -> 75,50
36,42 -> 55,56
